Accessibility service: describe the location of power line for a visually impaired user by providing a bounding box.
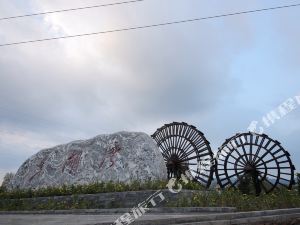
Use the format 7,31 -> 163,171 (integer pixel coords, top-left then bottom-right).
1,3 -> 300,47
0,0 -> 146,21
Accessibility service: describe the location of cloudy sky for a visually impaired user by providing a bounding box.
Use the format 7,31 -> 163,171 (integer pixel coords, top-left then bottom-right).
0,0 -> 300,183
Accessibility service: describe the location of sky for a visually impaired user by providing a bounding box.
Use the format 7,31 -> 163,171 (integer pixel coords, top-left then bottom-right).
0,0 -> 300,184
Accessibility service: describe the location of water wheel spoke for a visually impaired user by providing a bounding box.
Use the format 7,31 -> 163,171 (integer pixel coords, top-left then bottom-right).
225,168 -> 244,170
179,152 -> 211,163
238,136 -> 250,162
254,143 -> 278,165
191,169 -> 211,178
194,175 -> 209,184
221,170 -> 244,182
231,147 -> 248,165
218,158 -> 245,168
251,136 -> 266,163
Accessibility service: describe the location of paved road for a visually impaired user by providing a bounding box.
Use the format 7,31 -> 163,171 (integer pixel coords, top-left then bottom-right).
1,211 -> 300,225
0,213 -> 202,225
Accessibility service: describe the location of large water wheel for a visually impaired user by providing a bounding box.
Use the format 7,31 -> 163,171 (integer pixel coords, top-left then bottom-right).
152,122 -> 214,188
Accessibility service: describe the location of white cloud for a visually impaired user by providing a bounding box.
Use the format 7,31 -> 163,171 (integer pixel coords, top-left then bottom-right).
0,0 -> 299,177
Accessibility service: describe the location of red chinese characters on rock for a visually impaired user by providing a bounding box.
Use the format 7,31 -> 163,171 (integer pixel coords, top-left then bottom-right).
99,141 -> 121,171
28,156 -> 48,182
62,150 -> 82,176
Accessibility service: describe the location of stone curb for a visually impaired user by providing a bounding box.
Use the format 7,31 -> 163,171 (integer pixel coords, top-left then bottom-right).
0,207 -> 236,215
107,208 -> 300,225
176,213 -> 300,225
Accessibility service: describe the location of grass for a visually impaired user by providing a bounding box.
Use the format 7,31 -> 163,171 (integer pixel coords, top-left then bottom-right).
168,187 -> 300,211
0,180 -> 205,200
0,178 -> 299,211
0,180 -> 165,199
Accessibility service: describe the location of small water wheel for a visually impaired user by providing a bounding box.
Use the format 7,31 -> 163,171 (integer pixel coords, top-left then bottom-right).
215,132 -> 295,195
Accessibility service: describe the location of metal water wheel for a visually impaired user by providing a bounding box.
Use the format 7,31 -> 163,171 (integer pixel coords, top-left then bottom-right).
215,132 -> 295,195
152,122 -> 214,188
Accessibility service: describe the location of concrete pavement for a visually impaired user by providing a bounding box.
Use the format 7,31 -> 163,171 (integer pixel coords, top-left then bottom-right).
0,208 -> 300,225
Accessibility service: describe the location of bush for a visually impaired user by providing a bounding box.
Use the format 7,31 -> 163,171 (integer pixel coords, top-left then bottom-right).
297,173 -> 300,195
1,172 -> 15,191
0,180 -> 188,200
189,188 -> 300,211
0,181 -> 299,211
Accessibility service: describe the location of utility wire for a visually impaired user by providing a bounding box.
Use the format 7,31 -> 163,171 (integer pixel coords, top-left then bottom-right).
1,3 -> 300,47
0,0 -> 146,21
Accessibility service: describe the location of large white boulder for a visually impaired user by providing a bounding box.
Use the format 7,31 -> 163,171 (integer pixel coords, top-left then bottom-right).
9,132 -> 167,190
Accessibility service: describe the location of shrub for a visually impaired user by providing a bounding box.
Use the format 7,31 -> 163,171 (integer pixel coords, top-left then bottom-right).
1,172 -> 15,191
0,180 -> 173,200
297,173 -> 300,195
189,187 -> 300,211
